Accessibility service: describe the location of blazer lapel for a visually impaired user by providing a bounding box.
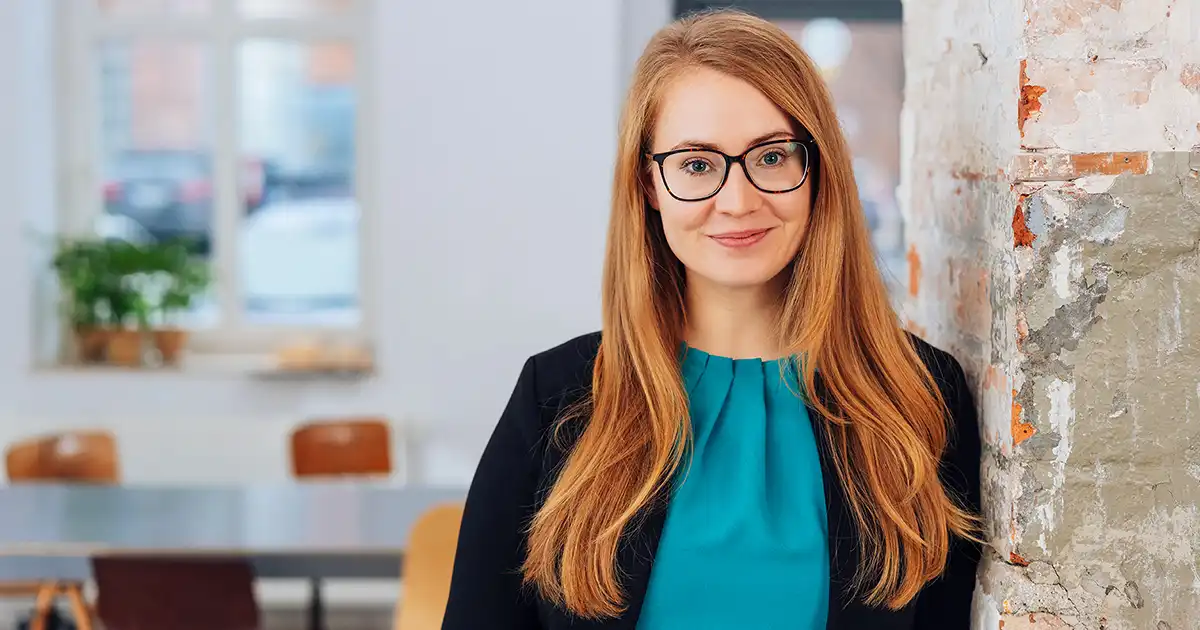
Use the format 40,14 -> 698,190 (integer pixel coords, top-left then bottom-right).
809,375 -> 887,630
567,501 -> 667,630
808,397 -> 855,630
613,504 -> 668,628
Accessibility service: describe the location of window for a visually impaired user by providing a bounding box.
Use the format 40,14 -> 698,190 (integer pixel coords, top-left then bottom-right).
56,0 -> 373,355
778,18 -> 906,294
675,1 -> 907,297
676,0 -> 901,22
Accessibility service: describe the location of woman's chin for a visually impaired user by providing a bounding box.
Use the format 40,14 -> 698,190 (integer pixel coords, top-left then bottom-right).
692,263 -> 789,291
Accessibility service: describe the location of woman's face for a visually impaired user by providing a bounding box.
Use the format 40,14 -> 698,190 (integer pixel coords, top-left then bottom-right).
646,67 -> 813,292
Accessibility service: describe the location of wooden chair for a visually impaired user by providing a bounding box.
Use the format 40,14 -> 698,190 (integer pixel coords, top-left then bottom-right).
288,417 -> 393,629
5,430 -> 119,484
289,417 -> 393,479
393,503 -> 464,630
3,430 -> 119,630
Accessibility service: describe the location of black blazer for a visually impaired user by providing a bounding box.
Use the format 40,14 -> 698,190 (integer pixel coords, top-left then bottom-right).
443,331 -> 982,630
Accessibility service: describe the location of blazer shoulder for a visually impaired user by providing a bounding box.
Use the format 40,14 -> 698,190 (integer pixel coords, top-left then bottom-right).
905,332 -> 981,446
495,331 -> 598,476
905,332 -> 971,402
510,331 -> 600,436
528,331 -> 601,398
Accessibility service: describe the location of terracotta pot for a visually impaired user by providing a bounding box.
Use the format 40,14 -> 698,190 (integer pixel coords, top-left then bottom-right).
74,328 -> 110,363
105,330 -> 144,367
153,328 -> 189,365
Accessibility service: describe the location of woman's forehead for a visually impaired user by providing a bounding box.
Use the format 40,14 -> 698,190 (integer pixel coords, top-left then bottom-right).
651,67 -> 793,154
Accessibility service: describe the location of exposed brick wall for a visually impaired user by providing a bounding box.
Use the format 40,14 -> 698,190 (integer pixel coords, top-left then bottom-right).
902,0 -> 1200,627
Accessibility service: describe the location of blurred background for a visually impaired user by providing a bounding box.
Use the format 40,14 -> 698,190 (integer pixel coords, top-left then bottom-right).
0,0 -> 906,628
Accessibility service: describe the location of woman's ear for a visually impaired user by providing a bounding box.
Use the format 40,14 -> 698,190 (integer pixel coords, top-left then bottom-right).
641,166 -> 661,212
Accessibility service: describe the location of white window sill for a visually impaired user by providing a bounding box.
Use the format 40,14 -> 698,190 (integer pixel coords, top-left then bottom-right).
31,353 -> 376,381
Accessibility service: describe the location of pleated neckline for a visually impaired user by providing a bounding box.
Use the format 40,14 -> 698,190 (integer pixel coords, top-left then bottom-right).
680,345 -> 800,394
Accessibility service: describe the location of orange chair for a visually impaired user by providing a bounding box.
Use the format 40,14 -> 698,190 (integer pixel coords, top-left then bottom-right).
3,430 -> 119,630
6,431 -> 119,484
393,503 -> 464,630
288,417 -> 393,628
289,417 -> 392,479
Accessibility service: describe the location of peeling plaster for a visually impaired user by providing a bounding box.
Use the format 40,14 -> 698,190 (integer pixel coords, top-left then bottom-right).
1020,0 -> 1200,151
1182,64 -> 1200,94
973,588 -> 1003,628
1075,174 -> 1117,194
1045,378 -> 1074,526
1050,245 -> 1073,299
1083,201 -> 1127,244
1012,393 -> 1037,447
1018,59 -> 1047,138
1021,59 -> 1200,152
1003,153 -> 1199,627
1013,199 -> 1037,248
911,132 -> 1198,630
904,2 -> 1197,626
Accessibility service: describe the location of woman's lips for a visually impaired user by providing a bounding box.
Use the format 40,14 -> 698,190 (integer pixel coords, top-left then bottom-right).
708,228 -> 770,248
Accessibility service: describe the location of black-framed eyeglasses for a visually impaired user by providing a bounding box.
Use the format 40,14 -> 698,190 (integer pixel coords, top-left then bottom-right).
647,138 -> 815,202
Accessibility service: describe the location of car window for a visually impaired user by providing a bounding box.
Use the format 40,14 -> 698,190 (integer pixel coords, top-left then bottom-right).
113,152 -> 210,180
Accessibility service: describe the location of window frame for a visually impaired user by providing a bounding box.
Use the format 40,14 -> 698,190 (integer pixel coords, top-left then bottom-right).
674,0 -> 901,21
54,0 -> 376,356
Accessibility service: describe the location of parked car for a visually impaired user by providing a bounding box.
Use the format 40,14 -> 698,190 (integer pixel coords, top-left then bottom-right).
240,195 -> 359,324
102,150 -> 272,254
94,213 -> 155,245
103,150 -> 213,253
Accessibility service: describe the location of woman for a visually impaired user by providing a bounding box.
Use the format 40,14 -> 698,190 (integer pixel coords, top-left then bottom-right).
443,9 -> 981,630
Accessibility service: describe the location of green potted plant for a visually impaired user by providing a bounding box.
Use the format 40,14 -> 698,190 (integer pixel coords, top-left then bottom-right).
146,238 -> 211,365
50,237 -> 143,364
103,240 -> 155,366
51,235 -> 212,367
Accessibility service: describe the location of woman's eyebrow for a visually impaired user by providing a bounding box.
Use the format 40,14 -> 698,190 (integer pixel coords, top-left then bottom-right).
666,129 -> 794,153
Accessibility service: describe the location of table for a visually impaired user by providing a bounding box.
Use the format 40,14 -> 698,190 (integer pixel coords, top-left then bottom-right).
0,484 -> 467,630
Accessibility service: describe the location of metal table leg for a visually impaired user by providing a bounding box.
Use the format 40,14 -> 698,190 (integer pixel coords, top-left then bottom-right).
307,577 -> 325,630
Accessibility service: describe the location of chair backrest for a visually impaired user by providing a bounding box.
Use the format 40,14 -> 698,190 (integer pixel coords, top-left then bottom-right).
289,417 -> 392,478
5,431 -> 120,483
91,556 -> 259,630
394,503 -> 465,630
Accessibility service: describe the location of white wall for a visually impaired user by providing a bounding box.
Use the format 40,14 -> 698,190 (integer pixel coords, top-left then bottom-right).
0,0 -> 674,486
621,0 -> 674,91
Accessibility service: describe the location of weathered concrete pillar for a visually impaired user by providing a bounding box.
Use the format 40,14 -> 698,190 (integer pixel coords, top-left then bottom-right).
901,0 -> 1199,627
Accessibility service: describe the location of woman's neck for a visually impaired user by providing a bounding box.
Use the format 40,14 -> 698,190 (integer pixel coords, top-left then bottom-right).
683,273 -> 786,360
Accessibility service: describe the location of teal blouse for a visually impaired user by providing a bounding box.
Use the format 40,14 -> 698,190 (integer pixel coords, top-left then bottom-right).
637,347 -> 830,629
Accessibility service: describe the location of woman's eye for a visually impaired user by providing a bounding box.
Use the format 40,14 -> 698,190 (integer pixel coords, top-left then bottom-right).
682,160 -> 711,175
759,150 -> 786,166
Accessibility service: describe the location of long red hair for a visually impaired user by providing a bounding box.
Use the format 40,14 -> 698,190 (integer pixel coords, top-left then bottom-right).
523,9 -> 976,618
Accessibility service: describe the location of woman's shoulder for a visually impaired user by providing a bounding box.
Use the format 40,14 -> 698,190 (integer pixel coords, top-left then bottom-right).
526,331 -> 602,397
906,331 -> 965,375
904,332 -> 975,415
505,331 -> 601,441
